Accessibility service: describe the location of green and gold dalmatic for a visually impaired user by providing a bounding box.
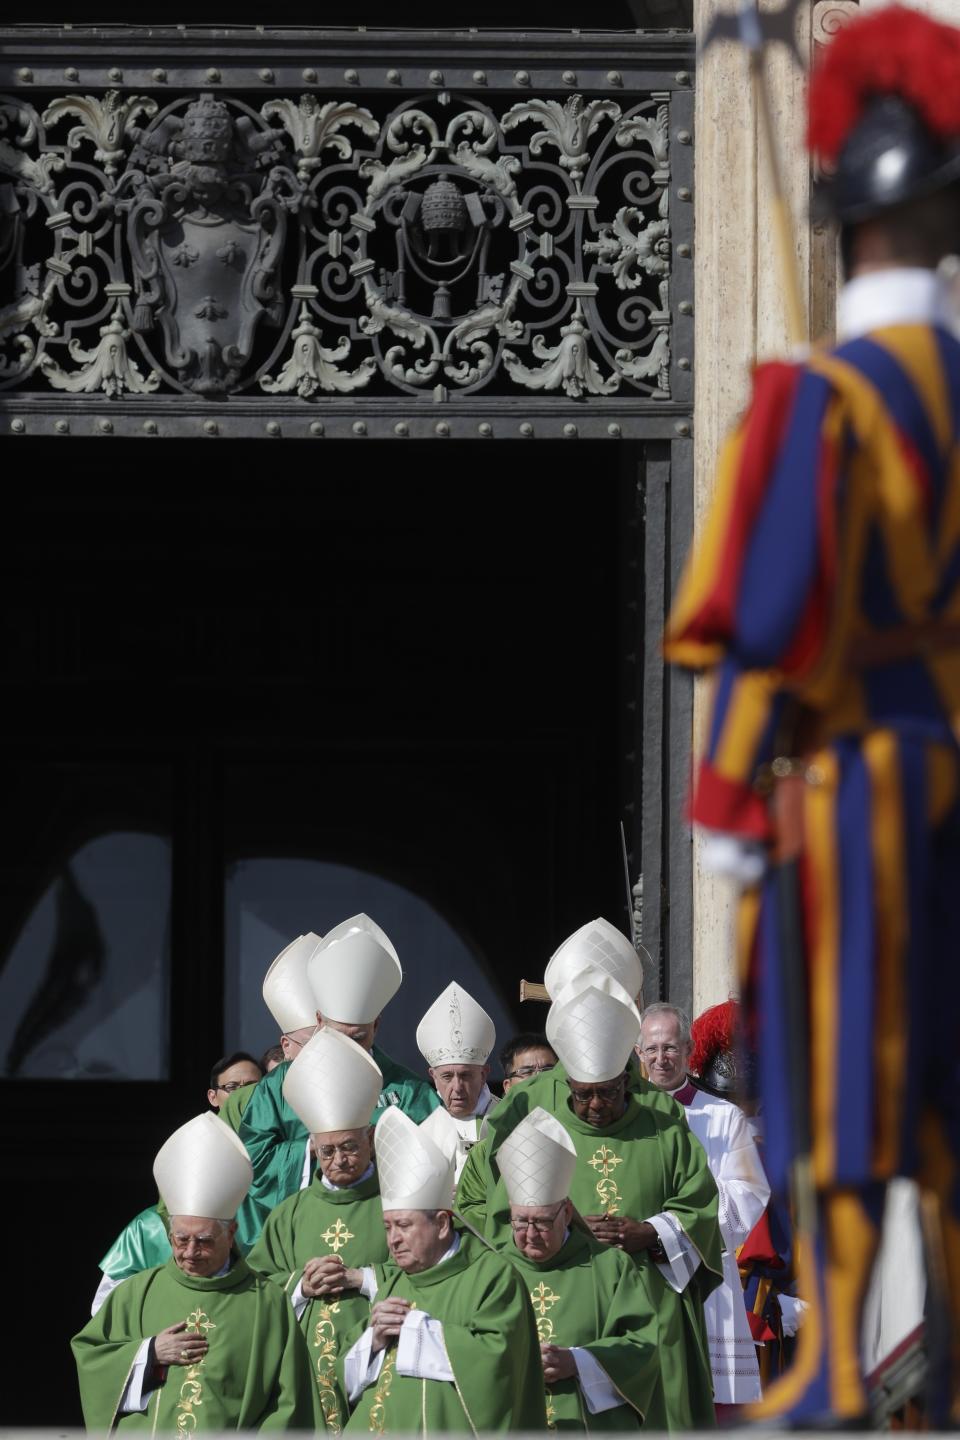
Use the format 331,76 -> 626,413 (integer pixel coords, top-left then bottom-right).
246,1170 -> 388,1432
71,1257 -> 320,1431
504,1227 -> 662,1432
340,1232 -> 547,1435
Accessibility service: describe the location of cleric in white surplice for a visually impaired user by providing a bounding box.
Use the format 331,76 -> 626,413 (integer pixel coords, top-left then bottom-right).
638,1001 -> 770,1411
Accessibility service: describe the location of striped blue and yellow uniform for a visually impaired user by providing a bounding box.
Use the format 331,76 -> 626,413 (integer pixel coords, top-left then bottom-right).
666,322 -> 960,1423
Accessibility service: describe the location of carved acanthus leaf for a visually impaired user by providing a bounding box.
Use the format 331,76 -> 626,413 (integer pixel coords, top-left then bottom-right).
502,95 -> 621,187
0,105 -> 63,194
615,104 -> 669,168
359,275 -> 431,349
616,327 -> 671,390
42,91 -> 158,176
360,110 -> 439,207
261,96 -> 378,182
260,303 -> 377,396
503,305 -> 620,399
39,304 -> 160,395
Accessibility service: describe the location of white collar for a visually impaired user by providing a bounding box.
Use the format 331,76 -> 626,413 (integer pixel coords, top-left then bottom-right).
321,1161 -> 375,1191
436,1231 -> 461,1267
837,267 -> 956,341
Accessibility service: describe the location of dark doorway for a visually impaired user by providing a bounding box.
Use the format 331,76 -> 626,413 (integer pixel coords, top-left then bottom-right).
0,436 -> 639,1423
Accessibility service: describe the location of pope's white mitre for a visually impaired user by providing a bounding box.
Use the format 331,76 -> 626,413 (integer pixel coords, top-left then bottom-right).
283,1026 -> 383,1134
375,1106 -> 456,1211
153,1112 -> 253,1219
497,1106 -> 577,1207
544,917 -> 644,1004
308,913 -> 402,1024
262,932 -> 322,1032
546,979 -> 640,1083
416,981 -> 496,1066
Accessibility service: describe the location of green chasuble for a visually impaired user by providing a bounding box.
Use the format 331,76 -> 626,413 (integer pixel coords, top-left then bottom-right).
239,1049 -> 439,1251
457,1083 -> 721,1430
501,1227 -> 662,1432
246,1170 -> 388,1434
72,1257 -> 321,1432
341,1231 -> 547,1434
218,1082 -> 259,1133
456,1063 -> 684,1231
99,1202 -> 171,1282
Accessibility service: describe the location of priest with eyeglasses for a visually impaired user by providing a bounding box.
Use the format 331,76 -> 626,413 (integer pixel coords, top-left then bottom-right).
497,1106 -> 666,1431
457,945 -> 722,1429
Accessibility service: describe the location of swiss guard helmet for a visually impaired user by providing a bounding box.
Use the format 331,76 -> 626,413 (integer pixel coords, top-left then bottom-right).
809,4 -> 960,224
689,998 -> 755,1103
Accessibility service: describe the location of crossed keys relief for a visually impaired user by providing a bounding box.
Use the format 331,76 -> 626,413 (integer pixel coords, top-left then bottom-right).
0,84 -> 676,403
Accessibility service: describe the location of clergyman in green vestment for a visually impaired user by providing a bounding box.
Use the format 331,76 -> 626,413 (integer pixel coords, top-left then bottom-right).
459,970 -> 722,1428
240,921 -> 438,1249
497,1104 -> 664,1431
72,1111 -> 319,1432
339,1106 -> 547,1433
246,1026 -> 391,1433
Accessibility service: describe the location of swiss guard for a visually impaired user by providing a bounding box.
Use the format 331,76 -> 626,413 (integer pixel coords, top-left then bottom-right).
665,4 -> 960,1425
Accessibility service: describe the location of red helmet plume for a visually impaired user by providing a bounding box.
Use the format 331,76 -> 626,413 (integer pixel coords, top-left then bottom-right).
808,5 -> 960,166
689,999 -> 739,1076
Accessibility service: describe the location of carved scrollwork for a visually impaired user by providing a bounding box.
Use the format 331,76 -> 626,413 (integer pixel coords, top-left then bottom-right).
260,302 -> 376,395
503,303 -> 620,398
42,90 -> 158,176
0,71 -> 682,407
261,95 -> 378,183
39,301 -> 159,394
502,95 -> 621,188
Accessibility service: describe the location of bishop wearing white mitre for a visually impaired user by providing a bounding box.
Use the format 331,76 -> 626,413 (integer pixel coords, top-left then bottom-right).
416,981 -> 496,1179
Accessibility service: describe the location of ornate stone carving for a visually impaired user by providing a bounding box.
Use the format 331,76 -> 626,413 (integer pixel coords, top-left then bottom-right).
812,1 -> 860,47
0,67 -> 683,412
260,303 -> 376,396
42,90 -> 158,176
503,304 -> 620,399
120,93 -> 292,394
260,95 -> 378,183
502,95 -> 621,187
39,302 -> 159,394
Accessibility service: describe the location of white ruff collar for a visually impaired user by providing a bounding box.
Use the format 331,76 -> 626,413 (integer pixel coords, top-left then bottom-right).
837,267 -> 956,341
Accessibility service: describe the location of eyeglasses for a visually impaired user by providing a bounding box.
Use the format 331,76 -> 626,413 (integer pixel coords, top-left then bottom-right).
638,1044 -> 682,1060
510,1203 -> 566,1234
504,1063 -> 556,1080
317,1141 -> 362,1160
567,1079 -> 625,1104
216,1081 -> 248,1094
171,1233 -> 219,1250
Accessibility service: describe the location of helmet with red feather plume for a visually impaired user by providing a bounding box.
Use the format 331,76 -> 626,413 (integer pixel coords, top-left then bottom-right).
690,999 -> 751,1102
809,5 -> 960,222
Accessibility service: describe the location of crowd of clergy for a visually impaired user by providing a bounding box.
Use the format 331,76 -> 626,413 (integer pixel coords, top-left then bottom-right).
72,915 -> 794,1433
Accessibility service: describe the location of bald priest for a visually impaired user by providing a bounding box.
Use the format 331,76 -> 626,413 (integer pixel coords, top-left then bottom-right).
339,1107 -> 548,1433
72,1114 -> 319,1431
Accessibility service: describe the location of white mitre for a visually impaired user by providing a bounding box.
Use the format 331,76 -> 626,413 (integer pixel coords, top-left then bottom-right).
544,917 -> 644,1004
546,977 -> 641,1083
308,913 -> 402,1024
153,1112 -> 253,1219
497,1107 -> 577,1207
262,932 -> 322,1032
375,1106 -> 456,1211
416,981 -> 496,1066
284,1026 -> 383,1134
